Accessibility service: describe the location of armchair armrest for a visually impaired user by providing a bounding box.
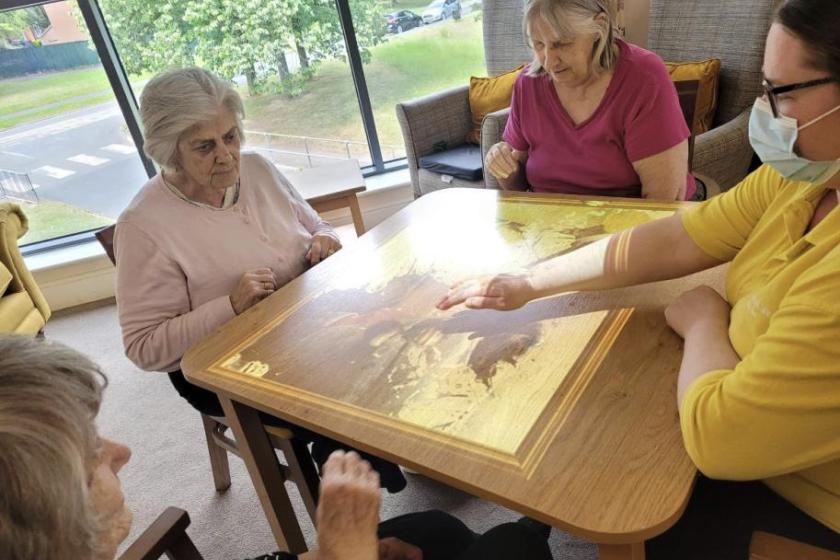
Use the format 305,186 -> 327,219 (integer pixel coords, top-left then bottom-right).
396,85 -> 471,198
480,107 -> 511,190
0,203 -> 50,325
119,507 -> 203,560
693,108 -> 754,193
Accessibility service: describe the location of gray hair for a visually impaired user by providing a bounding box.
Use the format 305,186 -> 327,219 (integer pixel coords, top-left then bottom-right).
0,335 -> 107,560
140,66 -> 246,171
523,0 -> 620,77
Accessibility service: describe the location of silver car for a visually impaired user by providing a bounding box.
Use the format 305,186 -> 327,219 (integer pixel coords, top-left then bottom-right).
422,0 -> 461,24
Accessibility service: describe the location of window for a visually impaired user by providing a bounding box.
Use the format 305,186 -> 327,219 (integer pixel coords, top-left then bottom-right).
2,0 -> 486,251
0,0 -> 150,249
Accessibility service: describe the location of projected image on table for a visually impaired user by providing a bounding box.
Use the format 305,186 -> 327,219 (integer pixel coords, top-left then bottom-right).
216,199 -> 673,457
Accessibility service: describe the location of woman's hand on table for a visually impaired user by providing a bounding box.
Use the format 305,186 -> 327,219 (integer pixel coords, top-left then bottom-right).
229,268 -> 276,314
308,234 -> 342,266
316,451 -> 381,560
665,285 -> 731,339
485,142 -> 527,180
436,273 -> 535,311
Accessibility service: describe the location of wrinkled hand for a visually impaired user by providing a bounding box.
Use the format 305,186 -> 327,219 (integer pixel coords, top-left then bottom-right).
229,268 -> 276,315
485,141 -> 527,180
436,273 -> 535,311
307,234 -> 342,266
316,451 -> 381,560
665,285 -> 731,339
379,537 -> 423,560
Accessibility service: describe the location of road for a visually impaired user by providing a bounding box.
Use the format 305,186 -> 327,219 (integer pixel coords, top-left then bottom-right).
0,100 -> 149,219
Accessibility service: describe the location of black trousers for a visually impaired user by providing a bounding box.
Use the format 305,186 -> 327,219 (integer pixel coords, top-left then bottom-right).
646,475 -> 840,559
168,370 -> 406,493
377,510 -> 553,560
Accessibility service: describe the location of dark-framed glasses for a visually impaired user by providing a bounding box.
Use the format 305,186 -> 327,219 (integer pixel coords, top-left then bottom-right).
762,77 -> 839,118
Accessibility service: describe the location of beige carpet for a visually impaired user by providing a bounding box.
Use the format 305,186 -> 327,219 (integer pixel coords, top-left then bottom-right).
47,302 -> 597,560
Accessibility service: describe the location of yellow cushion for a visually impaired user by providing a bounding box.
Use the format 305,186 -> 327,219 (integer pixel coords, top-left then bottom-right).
0,291 -> 42,334
0,261 -> 11,296
467,64 -> 526,145
665,58 -> 722,135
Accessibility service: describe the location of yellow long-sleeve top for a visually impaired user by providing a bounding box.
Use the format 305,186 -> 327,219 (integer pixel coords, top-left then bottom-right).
680,164 -> 840,533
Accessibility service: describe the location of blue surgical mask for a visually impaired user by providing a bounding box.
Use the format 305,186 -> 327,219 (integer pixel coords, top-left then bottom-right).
748,97 -> 840,185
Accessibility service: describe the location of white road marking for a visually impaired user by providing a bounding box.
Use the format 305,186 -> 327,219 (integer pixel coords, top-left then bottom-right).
0,150 -> 35,160
0,106 -> 120,148
33,165 -> 75,179
102,143 -> 137,154
68,154 -> 109,166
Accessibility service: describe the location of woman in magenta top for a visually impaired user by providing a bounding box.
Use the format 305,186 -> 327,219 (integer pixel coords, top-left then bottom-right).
487,0 -> 695,200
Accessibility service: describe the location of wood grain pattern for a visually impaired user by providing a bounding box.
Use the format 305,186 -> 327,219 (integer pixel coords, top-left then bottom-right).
184,189 -> 724,545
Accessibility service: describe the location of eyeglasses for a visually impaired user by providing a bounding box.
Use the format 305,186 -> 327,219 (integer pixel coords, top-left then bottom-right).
762,77 -> 839,118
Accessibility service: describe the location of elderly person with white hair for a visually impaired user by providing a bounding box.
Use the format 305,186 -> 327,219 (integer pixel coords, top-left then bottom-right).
114,66 -> 405,492
486,0 -> 696,200
0,334 -> 553,560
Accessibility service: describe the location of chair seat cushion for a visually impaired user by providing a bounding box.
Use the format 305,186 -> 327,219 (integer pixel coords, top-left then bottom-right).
0,291 -> 43,334
419,144 -> 483,181
0,261 -> 11,296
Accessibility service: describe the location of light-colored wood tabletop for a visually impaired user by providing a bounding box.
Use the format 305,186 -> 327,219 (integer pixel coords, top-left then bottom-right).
183,188 -> 726,558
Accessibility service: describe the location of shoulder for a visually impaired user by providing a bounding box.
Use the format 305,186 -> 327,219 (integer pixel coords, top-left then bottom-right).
240,150 -> 274,174
617,40 -> 671,84
513,68 -> 547,97
117,174 -> 166,228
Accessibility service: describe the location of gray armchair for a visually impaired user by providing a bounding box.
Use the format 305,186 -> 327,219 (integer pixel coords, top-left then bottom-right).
396,1 -> 530,198
648,0 -> 781,193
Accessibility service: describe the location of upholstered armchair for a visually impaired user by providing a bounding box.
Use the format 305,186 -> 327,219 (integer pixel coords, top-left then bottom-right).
396,1 -> 531,198
647,0 -> 781,193
0,203 -> 50,334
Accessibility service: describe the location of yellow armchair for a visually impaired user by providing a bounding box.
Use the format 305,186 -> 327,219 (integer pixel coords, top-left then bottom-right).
0,203 -> 50,334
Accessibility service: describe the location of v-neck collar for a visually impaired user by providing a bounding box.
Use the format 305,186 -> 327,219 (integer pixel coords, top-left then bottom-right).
545,39 -> 627,130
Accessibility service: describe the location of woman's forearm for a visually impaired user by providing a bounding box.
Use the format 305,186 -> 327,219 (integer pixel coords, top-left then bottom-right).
528,214 -> 723,300
677,320 -> 740,407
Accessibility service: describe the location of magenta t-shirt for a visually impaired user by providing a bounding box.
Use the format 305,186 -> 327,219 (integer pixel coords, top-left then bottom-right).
503,39 -> 695,199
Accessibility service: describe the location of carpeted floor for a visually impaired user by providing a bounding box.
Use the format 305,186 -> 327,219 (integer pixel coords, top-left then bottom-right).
47,302 -> 597,560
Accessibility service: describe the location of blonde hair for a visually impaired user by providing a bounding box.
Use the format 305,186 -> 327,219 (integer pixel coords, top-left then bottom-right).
140,66 -> 246,172
0,335 -> 107,560
523,0 -> 620,77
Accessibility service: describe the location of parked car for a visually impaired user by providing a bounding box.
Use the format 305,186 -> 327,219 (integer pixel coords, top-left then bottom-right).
385,10 -> 424,34
422,0 -> 461,23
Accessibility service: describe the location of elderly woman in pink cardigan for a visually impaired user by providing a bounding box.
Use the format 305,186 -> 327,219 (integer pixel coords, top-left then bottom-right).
114,67 -> 405,492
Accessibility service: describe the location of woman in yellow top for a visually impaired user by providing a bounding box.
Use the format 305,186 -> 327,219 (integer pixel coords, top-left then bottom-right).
437,0 -> 840,557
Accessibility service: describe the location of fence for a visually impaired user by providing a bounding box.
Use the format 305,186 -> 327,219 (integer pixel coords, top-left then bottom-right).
246,130 -> 403,169
0,41 -> 100,79
0,169 -> 39,204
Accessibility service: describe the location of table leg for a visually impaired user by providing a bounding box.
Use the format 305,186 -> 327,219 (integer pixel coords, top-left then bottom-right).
599,542 -> 645,560
347,194 -> 366,236
219,397 -> 308,554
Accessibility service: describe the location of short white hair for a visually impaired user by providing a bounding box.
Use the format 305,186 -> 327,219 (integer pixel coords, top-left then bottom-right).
0,335 -> 107,560
140,66 -> 246,171
523,0 -> 620,77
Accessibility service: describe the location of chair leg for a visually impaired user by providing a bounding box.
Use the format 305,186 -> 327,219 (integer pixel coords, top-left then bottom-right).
277,437 -> 321,522
201,414 -> 231,492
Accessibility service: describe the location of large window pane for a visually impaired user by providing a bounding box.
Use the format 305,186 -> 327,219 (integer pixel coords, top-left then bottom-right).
352,0 -> 486,161
100,0 -> 373,171
0,0 -> 149,246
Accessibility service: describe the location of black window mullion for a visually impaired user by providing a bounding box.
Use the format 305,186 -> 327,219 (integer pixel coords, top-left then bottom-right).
76,0 -> 155,178
333,0 -> 384,171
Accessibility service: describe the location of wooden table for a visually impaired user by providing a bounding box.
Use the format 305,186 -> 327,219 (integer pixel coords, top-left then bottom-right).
183,188 -> 725,559
284,160 -> 367,236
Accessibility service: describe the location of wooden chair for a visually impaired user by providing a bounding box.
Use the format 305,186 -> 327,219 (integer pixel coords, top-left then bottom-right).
119,507 -> 203,560
749,531 -> 840,560
95,225 -> 320,516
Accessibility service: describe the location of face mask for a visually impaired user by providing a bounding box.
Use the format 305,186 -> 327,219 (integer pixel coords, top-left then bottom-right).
748,97 -> 840,185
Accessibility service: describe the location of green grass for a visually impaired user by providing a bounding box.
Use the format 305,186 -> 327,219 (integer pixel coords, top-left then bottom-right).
0,67 -> 150,131
18,200 -> 113,246
243,16 -> 486,155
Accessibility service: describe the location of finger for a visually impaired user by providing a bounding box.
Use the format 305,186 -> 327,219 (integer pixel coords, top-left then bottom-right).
488,160 -> 511,179
322,450 -> 347,478
497,148 -> 518,171
246,267 -> 274,278
436,291 -> 466,310
465,296 -> 504,310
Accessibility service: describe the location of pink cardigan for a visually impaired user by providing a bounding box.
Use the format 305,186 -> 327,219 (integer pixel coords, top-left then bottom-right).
115,152 -> 337,372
